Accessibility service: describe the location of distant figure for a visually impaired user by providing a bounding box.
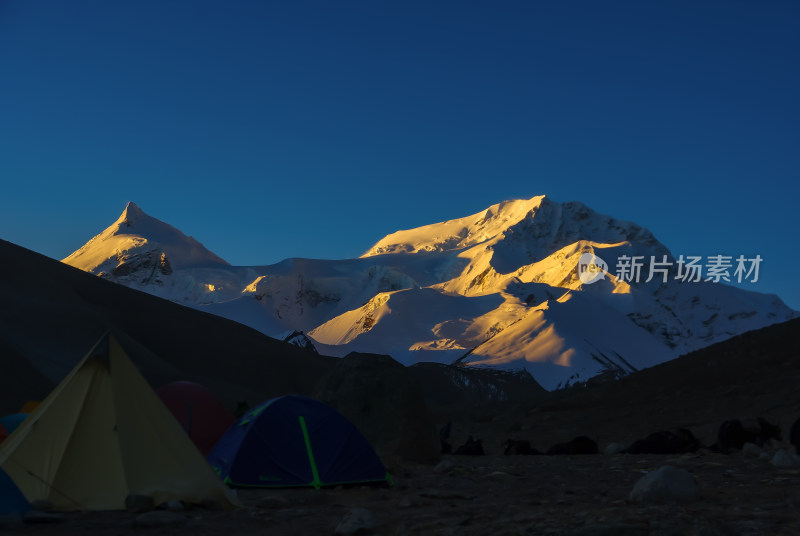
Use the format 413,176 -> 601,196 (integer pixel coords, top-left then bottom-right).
790,417 -> 800,454
234,399 -> 250,419
439,422 -> 452,454
622,429 -> 703,455
715,417 -> 781,452
454,436 -> 484,456
503,439 -> 540,455
546,435 -> 599,455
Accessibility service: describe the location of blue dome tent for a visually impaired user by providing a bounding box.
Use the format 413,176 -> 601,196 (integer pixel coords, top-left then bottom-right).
0,468 -> 29,516
208,395 -> 391,488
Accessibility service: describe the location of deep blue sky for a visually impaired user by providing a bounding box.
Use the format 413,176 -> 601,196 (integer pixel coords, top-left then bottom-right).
1,1 -> 798,309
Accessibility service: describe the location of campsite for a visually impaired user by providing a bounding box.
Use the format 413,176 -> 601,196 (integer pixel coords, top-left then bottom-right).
0,239 -> 799,535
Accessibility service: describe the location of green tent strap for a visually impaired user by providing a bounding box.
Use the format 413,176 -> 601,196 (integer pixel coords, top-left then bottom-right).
242,398 -> 278,423
298,416 -> 321,489
385,471 -> 395,487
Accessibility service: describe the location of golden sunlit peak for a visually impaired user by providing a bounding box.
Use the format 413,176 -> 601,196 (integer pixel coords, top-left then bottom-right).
117,201 -> 146,226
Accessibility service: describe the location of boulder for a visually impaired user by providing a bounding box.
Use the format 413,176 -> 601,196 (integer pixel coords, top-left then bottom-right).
334,508 -> 377,536
547,436 -> 599,455
741,442 -> 762,458
629,465 -> 700,503
622,429 -> 702,455
790,417 -> 800,454
453,436 -> 484,456
716,418 -> 781,451
504,439 -> 540,455
771,449 -> 799,468
434,459 -> 455,474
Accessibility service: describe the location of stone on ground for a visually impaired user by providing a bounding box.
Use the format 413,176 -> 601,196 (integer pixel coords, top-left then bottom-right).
629,465 -> 700,503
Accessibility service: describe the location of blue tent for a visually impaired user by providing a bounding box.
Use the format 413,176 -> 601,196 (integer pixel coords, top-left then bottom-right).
208,395 -> 391,488
0,414 -> 27,436
0,468 -> 29,516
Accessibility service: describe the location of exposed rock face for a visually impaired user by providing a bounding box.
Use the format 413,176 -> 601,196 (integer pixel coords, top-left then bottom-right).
408,362 -> 546,409
282,330 -> 318,354
312,352 -> 440,463
107,249 -> 173,284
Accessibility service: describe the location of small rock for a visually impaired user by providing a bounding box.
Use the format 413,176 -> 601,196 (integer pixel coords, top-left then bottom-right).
604,443 -> 625,455
759,451 -> 772,461
434,459 -> 454,474
397,496 -> 414,508
125,494 -> 155,513
628,465 -> 700,503
771,449 -> 799,468
133,511 -> 185,528
334,507 -> 377,535
163,500 -> 184,512
487,471 -> 511,478
741,442 -> 762,458
29,499 -> 54,512
22,511 -> 65,524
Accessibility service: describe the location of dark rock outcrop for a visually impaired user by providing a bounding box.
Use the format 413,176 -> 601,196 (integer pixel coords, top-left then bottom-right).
716,417 -> 781,452
791,417 -> 800,454
504,439 -> 540,455
453,436 -> 484,456
313,352 -> 439,463
546,435 -> 599,455
623,429 -> 703,455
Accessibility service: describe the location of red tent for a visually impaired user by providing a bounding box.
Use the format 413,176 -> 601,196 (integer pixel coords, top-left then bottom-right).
156,381 -> 235,456
0,423 -> 7,444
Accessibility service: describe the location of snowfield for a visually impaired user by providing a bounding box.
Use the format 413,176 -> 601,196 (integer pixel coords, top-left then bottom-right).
62,197 -> 796,390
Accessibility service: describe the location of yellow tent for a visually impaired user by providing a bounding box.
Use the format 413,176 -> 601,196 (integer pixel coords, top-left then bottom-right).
0,333 -> 240,511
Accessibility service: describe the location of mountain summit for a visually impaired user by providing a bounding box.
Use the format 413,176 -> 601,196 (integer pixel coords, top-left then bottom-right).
63,202 -> 229,286
63,197 -> 796,390
362,197 -> 548,256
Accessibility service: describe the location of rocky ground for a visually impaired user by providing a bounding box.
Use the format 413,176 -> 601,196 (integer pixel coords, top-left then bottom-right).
7,445 -> 800,536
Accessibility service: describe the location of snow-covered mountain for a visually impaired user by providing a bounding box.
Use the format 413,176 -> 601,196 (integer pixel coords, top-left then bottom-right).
62,197 -> 796,390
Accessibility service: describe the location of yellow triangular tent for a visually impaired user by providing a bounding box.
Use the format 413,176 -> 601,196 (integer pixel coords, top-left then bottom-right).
0,333 -> 240,511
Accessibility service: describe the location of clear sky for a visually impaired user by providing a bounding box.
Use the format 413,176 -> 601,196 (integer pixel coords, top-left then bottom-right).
1,1 -> 798,310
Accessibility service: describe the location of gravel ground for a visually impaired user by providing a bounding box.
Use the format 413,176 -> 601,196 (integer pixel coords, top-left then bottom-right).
10,449 -> 800,536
